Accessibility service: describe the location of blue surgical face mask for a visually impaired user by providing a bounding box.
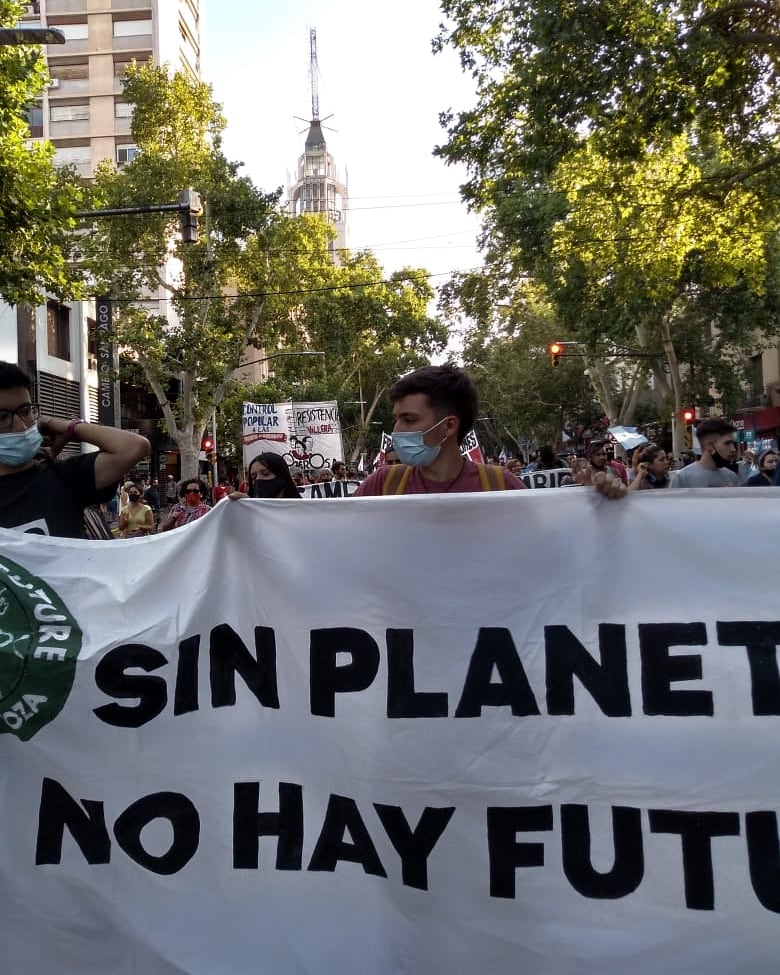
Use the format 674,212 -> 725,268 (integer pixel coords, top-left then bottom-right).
392,417 -> 450,467
0,423 -> 43,467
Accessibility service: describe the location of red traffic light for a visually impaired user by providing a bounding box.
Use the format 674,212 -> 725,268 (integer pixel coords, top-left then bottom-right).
201,436 -> 214,452
681,407 -> 696,424
548,342 -> 563,366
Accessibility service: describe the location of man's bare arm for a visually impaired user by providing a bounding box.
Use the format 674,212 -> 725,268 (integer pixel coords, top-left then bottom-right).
38,417 -> 150,489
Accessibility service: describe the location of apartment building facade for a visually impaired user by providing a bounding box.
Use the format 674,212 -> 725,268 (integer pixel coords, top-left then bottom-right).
4,0 -> 201,459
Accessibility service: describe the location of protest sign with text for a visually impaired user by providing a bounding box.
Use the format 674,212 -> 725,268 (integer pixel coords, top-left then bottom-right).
242,400 -> 344,472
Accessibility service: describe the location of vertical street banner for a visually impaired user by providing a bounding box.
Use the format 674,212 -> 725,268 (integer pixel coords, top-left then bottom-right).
95,296 -> 118,427
1,490 -> 778,973
242,401 -> 344,472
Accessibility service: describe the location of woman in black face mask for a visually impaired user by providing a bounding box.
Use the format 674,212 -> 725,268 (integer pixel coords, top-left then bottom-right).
231,453 -> 301,500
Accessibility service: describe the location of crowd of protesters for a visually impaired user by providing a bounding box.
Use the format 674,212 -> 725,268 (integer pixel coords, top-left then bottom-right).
2,356 -> 776,543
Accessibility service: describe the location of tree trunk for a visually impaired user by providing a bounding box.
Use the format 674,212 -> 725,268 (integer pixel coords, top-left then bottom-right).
658,314 -> 685,457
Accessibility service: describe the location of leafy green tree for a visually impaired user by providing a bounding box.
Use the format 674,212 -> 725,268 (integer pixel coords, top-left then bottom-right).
81,63 -> 336,479
0,0 -> 84,305
216,252 -> 445,468
81,63 -> 444,477
441,272 -> 603,452
300,251 -> 445,462
435,1 -> 780,454
435,0 -> 780,201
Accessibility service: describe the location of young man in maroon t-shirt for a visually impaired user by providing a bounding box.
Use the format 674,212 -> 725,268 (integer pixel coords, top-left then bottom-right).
356,364 -> 625,498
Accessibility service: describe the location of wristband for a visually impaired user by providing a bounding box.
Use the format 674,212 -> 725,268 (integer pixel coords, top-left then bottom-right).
65,418 -> 86,441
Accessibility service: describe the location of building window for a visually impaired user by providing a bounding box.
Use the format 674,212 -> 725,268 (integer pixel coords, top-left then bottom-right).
116,144 -> 139,165
114,101 -> 133,119
47,301 -> 70,362
53,146 -> 92,169
26,104 -> 43,138
59,23 -> 89,41
113,19 -> 153,37
50,104 -> 90,122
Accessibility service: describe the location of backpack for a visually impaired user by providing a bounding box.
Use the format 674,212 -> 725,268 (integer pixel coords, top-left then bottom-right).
380,463 -> 508,494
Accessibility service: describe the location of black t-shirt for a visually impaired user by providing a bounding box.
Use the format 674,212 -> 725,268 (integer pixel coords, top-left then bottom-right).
0,454 -> 116,538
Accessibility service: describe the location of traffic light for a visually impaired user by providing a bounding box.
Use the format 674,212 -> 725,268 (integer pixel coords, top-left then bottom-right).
548,342 -> 563,367
681,407 -> 696,425
179,188 -> 202,244
201,435 -> 214,453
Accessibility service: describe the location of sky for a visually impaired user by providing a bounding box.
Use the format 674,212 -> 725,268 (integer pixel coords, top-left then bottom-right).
202,0 -> 483,288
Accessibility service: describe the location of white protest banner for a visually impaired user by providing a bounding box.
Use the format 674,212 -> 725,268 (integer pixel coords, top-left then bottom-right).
298,480 -> 360,499
1,490 -> 778,973
243,400 -> 344,473
521,467 -> 571,488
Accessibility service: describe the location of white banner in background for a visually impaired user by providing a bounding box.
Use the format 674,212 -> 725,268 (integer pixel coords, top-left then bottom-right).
521,467 -> 571,488
1,490 -> 779,974
242,400 -> 344,472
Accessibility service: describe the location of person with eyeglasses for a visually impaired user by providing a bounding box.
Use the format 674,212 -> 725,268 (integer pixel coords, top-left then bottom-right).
0,361 -> 149,538
160,479 -> 212,531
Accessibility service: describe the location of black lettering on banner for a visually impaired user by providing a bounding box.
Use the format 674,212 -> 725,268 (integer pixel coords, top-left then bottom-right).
210,625 -> 279,710
455,628 -> 540,717
545,625 -> 631,716
233,782 -> 303,870
648,809 -> 740,909
639,623 -> 713,716
174,634 -> 200,715
386,629 -> 448,718
113,793 -> 199,875
373,804 -> 456,890
486,805 -> 553,898
307,794 -> 387,877
717,621 -> 780,715
745,811 -> 780,913
560,804 -> 644,898
36,777 -> 111,865
93,644 -> 168,728
310,628 -> 380,717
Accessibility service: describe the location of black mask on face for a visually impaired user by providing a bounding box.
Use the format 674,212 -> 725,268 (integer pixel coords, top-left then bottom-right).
252,477 -> 285,498
128,493 -> 140,502
710,445 -> 731,468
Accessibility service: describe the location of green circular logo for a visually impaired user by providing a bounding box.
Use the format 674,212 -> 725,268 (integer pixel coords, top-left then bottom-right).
0,556 -> 81,741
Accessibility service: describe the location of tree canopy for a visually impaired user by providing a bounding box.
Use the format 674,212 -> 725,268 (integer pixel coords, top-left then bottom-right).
81,62 -> 442,476
435,0 -> 780,450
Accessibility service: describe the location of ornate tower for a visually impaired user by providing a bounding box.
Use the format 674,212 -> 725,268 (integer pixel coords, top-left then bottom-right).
288,30 -> 349,260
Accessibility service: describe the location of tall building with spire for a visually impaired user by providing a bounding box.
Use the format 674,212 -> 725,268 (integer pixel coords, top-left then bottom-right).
287,29 -> 348,260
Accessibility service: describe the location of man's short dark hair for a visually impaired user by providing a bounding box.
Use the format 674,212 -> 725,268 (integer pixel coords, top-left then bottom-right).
586,440 -> 607,457
0,362 -> 32,392
389,363 -> 478,445
695,418 -> 735,442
